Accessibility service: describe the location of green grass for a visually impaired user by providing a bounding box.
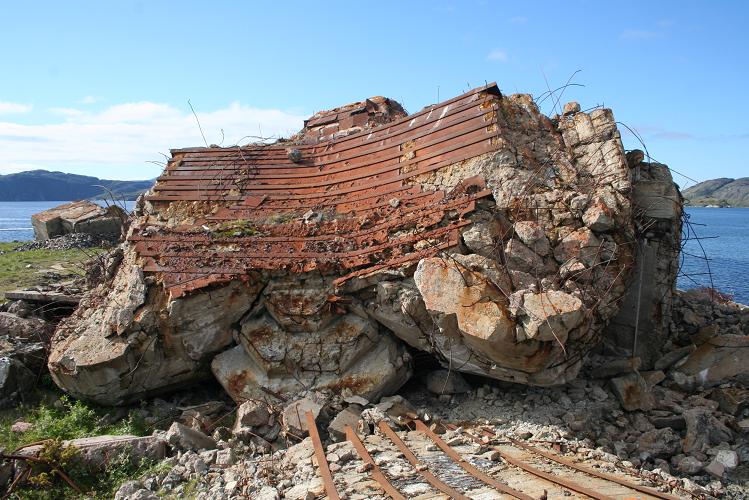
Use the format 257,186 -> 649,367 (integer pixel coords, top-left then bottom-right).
0,392 -> 166,499
0,243 -> 103,301
0,393 -> 147,452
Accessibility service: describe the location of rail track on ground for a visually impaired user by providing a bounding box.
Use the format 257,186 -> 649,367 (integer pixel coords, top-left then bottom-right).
305,411 -> 693,500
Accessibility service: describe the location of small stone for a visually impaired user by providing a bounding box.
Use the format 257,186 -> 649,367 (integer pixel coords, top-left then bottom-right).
609,373 -> 656,411
425,369 -> 472,395
677,456 -> 703,475
233,400 -> 271,431
563,102 -> 580,116
328,406 -> 362,442
683,408 -> 733,453
704,459 -> 725,478
287,148 -> 302,163
640,370 -> 666,387
356,462 -> 374,473
254,486 -> 280,500
376,395 -> 417,421
11,421 -> 33,433
343,395 -> 369,406
589,386 -> 609,402
165,422 -> 216,451
715,449 -> 739,469
282,398 -> 324,437
590,357 -> 640,379
215,448 -> 235,467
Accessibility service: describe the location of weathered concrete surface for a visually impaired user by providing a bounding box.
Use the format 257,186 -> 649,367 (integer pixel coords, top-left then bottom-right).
48,251 -> 263,405
372,99 -> 637,385
603,159 -> 682,368
32,200 -> 125,240
49,87 -> 650,404
19,435 -> 166,468
673,335 -> 749,388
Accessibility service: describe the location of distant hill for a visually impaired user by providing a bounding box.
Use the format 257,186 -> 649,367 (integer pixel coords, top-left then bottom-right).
0,170 -> 154,201
682,177 -> 749,207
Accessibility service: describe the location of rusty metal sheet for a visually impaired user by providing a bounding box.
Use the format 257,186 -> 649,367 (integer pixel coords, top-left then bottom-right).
132,84 -> 503,296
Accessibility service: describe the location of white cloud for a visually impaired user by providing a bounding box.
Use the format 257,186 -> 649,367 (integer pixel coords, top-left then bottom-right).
0,101 -> 307,179
79,96 -> 98,104
0,102 -> 32,114
486,49 -> 508,62
49,107 -> 84,117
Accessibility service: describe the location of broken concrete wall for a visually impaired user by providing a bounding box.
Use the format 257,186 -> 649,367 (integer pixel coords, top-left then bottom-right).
602,157 -> 683,368
48,84 -> 666,405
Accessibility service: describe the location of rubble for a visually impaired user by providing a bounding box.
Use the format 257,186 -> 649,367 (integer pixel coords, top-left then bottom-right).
165,422 -> 217,451
0,357 -> 35,408
0,83 -> 737,497
31,200 -> 126,241
48,83 -> 646,405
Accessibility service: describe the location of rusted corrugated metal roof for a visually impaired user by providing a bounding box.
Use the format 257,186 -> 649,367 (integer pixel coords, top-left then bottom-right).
131,83 -> 503,297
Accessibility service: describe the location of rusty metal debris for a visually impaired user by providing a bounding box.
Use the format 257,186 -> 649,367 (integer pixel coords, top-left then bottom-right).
133,83 -> 501,297
305,411 -> 340,500
505,436 -> 681,500
301,417 -> 687,499
414,420 -> 534,500
451,423 -> 683,500
377,420 -> 470,500
345,425 -> 406,500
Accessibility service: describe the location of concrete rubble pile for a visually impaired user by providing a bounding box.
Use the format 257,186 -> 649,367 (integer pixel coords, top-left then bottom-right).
46,83 -> 685,405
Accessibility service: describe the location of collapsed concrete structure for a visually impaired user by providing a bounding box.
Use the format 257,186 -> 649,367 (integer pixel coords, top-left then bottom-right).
47,84 -> 682,405
32,200 -> 126,241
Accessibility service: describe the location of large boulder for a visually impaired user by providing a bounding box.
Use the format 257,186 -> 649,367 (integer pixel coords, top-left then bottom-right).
673,335 -> 749,388
48,253 -> 263,404
31,200 -> 126,241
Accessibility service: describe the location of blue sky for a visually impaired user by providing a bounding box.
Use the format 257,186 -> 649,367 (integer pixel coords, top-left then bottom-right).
0,0 -> 746,186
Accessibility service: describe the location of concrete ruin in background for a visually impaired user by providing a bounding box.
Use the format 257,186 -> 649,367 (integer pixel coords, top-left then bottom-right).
31,200 -> 126,241
48,83 -> 681,405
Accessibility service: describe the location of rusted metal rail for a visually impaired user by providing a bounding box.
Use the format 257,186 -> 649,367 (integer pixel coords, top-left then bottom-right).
377,421 -> 470,500
414,420 -> 534,500
506,436 -> 681,500
448,424 -> 615,500
305,411 -> 340,500
303,417 -> 684,499
452,423 -> 683,500
345,425 -> 406,500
